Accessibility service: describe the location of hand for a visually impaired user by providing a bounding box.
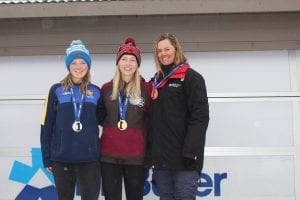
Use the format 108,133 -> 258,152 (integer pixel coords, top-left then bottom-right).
183,157 -> 196,168
46,167 -> 53,173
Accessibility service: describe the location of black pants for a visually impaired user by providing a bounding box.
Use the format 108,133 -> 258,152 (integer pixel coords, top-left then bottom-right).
101,162 -> 145,200
52,161 -> 101,200
153,170 -> 199,200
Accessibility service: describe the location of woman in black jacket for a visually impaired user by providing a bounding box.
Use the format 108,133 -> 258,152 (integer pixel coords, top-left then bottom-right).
148,33 -> 209,200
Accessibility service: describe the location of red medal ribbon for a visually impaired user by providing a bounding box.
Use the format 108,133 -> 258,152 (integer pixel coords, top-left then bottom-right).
150,63 -> 189,99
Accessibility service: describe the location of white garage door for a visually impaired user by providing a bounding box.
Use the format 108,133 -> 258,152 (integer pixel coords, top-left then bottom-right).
0,50 -> 299,200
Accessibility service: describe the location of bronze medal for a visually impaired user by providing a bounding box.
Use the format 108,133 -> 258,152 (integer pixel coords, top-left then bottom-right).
151,88 -> 158,100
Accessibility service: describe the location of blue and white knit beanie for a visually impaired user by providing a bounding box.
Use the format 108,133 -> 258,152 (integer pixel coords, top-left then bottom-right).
65,40 -> 91,71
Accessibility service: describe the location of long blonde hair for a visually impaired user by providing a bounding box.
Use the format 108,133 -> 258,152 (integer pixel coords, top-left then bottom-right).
110,66 -> 141,100
61,71 -> 91,93
154,33 -> 187,72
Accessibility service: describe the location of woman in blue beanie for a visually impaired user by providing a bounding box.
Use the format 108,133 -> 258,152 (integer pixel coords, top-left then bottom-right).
40,40 -> 106,200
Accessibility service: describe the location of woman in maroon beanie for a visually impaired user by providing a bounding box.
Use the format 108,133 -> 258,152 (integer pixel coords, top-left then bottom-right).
100,37 -> 151,200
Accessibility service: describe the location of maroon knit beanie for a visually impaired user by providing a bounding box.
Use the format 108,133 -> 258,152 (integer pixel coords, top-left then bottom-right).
116,37 -> 141,66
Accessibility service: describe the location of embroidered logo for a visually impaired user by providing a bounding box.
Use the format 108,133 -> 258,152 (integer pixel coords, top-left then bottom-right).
129,97 -> 145,107
86,89 -> 95,99
74,52 -> 83,57
86,90 -> 95,99
86,89 -> 93,96
168,83 -> 182,88
62,91 -> 71,95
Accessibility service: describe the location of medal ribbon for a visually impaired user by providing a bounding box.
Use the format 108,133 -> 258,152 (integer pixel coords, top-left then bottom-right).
70,87 -> 85,122
118,93 -> 129,121
153,63 -> 188,89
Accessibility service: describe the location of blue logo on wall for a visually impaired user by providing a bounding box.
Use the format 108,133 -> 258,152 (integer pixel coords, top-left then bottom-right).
8,148 -> 228,199
8,148 -> 58,200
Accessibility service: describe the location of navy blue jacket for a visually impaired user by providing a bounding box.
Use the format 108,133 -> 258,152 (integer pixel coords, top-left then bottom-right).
40,83 -> 106,167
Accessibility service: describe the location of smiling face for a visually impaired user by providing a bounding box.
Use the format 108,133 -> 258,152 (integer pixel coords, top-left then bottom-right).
118,54 -> 138,82
157,39 -> 176,66
69,59 -> 89,83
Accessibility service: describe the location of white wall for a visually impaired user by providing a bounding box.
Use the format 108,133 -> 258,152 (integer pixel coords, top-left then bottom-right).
0,50 -> 299,200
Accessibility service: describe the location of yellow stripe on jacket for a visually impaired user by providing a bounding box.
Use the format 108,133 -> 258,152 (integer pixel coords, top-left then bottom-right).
41,93 -> 49,126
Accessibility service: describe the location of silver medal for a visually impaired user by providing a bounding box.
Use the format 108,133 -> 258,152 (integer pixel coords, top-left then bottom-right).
72,121 -> 83,132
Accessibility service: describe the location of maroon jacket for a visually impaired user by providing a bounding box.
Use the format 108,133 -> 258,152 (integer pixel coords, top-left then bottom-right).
100,78 -> 151,165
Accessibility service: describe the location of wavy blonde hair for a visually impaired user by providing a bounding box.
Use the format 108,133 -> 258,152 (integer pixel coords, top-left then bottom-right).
61,71 -> 91,93
110,66 -> 141,100
154,33 -> 187,72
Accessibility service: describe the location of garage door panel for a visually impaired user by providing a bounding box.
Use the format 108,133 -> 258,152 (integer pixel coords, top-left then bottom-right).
206,101 -> 294,147
188,51 -> 291,93
0,102 -> 43,147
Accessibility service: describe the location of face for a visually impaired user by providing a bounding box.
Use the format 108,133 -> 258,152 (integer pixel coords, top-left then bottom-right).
157,39 -> 176,66
118,54 -> 138,81
69,59 -> 89,83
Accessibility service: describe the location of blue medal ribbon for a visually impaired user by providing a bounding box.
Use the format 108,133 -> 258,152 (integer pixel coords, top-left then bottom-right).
70,87 -> 85,122
118,93 -> 129,121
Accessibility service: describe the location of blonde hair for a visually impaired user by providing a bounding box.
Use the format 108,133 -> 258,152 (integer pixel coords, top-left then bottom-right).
154,33 -> 187,72
110,66 -> 141,100
61,71 -> 91,93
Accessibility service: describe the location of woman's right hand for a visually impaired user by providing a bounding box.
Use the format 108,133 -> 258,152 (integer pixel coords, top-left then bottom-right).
46,167 -> 53,173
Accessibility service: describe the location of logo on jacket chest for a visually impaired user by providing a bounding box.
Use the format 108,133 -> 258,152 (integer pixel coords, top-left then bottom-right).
61,90 -> 95,100
86,89 -> 95,99
168,83 -> 182,88
129,97 -> 145,107
62,91 -> 71,95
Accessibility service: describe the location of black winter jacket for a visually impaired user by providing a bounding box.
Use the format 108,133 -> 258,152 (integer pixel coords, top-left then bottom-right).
147,66 -> 209,172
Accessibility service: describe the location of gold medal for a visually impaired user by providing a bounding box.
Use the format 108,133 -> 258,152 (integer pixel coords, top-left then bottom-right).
117,120 -> 128,131
151,88 -> 158,100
